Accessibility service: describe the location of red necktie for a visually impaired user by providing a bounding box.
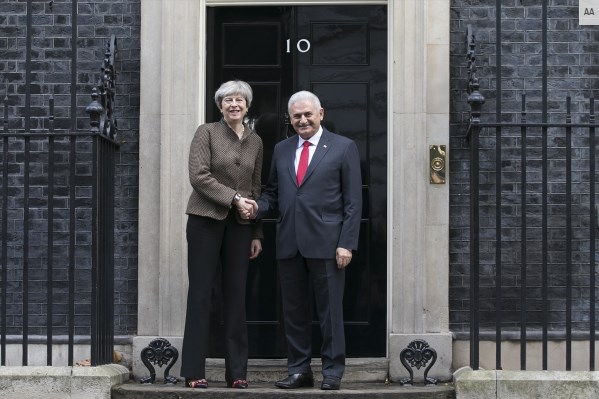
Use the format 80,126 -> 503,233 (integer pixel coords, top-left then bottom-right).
296,141 -> 310,186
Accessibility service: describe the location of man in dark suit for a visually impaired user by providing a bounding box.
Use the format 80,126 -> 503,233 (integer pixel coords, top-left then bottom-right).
242,90 -> 362,390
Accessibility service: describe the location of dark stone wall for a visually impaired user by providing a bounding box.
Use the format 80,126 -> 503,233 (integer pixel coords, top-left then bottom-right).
450,0 -> 599,335
0,0 -> 139,336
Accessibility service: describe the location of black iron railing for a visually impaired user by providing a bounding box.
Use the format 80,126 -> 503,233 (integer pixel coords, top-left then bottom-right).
0,36 -> 118,367
467,25 -> 599,371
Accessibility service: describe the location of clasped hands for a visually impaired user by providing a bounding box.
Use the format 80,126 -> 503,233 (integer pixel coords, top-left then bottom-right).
236,197 -> 258,219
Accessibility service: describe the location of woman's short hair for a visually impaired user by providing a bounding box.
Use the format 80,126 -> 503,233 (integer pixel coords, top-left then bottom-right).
288,90 -> 321,114
214,80 -> 253,109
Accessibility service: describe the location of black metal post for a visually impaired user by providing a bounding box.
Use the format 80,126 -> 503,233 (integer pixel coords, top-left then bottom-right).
90,133 -> 99,365
68,0 -> 79,364
23,135 -> 30,366
47,96 -> 55,365
22,0 -> 33,366
520,94 -> 527,370
495,0 -> 503,370
541,0 -> 549,371
466,25 -> 485,370
86,35 -> 118,365
1,96 -> 7,366
590,98 -> 596,371
566,97 -> 572,371
68,132 -> 76,366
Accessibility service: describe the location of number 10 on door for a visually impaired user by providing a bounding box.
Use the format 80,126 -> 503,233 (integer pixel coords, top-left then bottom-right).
286,39 -> 311,53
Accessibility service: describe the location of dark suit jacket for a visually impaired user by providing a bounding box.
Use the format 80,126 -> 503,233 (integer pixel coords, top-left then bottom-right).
257,128 -> 362,260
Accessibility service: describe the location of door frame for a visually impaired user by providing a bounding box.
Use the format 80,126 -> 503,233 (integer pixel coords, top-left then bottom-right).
136,0 -> 453,381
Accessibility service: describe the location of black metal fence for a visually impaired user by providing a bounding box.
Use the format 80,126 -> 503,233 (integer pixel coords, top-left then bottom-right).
467,25 -> 599,371
0,37 -> 119,367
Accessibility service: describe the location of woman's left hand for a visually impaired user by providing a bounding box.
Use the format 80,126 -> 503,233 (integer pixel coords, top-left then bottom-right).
249,239 -> 262,259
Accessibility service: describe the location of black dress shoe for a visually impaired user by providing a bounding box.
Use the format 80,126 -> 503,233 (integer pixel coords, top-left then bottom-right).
321,376 -> 341,390
274,373 -> 314,389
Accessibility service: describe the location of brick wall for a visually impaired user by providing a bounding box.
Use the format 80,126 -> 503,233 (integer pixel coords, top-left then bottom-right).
450,0 -> 599,334
5,0 -> 599,341
0,0 -> 139,336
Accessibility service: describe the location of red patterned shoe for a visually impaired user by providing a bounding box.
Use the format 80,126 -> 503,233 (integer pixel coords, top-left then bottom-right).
185,378 -> 208,388
231,379 -> 249,389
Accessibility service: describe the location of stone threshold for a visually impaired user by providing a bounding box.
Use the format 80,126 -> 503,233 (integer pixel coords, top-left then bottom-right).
203,357 -> 389,383
113,381 -> 456,399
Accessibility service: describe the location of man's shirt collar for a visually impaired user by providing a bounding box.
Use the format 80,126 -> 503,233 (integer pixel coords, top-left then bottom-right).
297,127 -> 323,148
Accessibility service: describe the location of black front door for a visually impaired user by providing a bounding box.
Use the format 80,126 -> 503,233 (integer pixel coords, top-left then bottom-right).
206,5 -> 387,358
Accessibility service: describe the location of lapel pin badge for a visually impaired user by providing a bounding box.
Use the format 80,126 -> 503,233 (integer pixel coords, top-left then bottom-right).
323,144 -> 327,148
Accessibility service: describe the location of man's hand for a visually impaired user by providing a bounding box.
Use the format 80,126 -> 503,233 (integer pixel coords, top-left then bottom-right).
336,247 -> 352,269
237,198 -> 258,219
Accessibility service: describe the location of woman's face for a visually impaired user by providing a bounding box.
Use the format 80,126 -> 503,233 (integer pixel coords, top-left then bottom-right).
220,93 -> 247,124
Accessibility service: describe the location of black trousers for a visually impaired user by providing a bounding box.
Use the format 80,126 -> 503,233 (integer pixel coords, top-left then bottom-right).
278,254 -> 346,378
180,212 -> 253,382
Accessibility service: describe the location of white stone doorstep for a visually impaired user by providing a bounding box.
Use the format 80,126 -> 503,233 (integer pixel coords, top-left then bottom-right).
454,366 -> 599,399
0,364 -> 130,399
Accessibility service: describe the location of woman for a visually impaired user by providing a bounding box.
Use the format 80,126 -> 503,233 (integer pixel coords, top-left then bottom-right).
181,80 -> 263,389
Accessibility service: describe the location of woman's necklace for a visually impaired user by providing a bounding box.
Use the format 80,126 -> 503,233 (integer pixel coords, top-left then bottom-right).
227,122 -> 244,138
235,126 -> 244,139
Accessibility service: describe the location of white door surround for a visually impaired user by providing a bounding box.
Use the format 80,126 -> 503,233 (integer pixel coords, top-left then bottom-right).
136,0 -> 451,382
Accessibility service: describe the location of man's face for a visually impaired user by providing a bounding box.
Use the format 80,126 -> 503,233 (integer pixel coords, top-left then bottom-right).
290,100 -> 324,140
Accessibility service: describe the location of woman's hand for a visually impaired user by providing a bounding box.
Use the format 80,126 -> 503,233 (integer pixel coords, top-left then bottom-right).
249,239 -> 262,259
237,198 -> 258,219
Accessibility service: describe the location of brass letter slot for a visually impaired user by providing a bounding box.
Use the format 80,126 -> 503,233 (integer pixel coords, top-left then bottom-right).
429,145 -> 446,184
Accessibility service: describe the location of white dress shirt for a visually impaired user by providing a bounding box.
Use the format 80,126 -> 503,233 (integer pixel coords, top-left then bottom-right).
294,127 -> 323,173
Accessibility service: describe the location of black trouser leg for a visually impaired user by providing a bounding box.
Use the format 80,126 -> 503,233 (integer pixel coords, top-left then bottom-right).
221,213 -> 253,383
278,254 -> 313,375
180,215 -> 224,379
308,258 -> 346,378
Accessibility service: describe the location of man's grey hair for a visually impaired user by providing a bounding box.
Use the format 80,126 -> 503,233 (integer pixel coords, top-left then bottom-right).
288,90 -> 322,114
214,80 -> 253,109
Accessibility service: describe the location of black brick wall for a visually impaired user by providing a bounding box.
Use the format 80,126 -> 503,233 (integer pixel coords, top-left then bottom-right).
4,0 -> 599,341
0,0 -> 139,336
450,0 -> 599,334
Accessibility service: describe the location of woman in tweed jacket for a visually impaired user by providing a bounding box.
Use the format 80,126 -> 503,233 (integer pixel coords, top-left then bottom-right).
181,80 -> 263,390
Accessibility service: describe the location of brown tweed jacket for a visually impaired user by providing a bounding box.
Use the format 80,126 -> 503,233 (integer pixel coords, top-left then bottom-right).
186,119 -> 263,239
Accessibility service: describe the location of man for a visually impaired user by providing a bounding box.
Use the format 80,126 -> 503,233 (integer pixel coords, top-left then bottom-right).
242,91 -> 362,390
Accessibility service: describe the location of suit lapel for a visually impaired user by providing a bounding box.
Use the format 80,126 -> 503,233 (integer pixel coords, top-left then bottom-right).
301,130 -> 332,185
285,137 -> 299,185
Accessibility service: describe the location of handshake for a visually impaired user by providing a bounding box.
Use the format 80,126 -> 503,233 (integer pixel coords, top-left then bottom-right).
236,197 -> 259,220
